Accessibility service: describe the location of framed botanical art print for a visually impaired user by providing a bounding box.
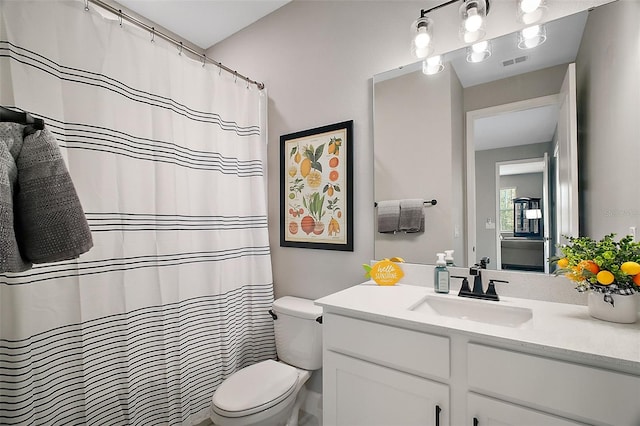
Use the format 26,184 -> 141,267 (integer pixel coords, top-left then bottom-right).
280,120 -> 353,251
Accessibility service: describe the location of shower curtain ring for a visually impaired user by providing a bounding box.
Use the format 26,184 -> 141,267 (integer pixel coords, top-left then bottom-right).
150,27 -> 155,43
118,9 -> 123,27
202,55 -> 206,67
218,63 -> 222,76
178,42 -> 183,56
84,0 -> 89,11
234,71 -> 238,83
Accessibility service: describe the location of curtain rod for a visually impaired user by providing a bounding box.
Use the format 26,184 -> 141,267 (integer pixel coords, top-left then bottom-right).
86,0 -> 264,90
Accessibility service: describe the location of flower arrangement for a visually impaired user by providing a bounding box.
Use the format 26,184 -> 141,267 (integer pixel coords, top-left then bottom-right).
553,234 -> 640,304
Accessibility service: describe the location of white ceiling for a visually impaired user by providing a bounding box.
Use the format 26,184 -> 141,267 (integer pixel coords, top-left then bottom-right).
116,0 -> 291,50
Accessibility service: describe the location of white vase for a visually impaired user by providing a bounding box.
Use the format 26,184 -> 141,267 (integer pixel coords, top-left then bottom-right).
588,291 -> 639,324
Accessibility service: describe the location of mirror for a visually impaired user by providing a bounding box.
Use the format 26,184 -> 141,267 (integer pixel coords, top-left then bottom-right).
373,0 -> 637,273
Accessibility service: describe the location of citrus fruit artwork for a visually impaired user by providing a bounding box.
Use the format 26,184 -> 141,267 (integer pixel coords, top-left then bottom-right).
281,122 -> 351,250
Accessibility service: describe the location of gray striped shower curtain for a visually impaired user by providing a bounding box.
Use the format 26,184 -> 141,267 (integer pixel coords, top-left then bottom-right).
0,1 -> 275,424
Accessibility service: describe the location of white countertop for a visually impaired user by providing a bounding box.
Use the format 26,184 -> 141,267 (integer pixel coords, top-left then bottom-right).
315,281 -> 640,373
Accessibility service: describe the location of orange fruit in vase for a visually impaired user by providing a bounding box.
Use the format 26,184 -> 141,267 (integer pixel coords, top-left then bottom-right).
596,270 -> 615,285
620,261 -> 640,276
578,260 -> 599,275
329,170 -> 339,181
633,273 -> 640,286
329,157 -> 339,168
557,258 -> 569,268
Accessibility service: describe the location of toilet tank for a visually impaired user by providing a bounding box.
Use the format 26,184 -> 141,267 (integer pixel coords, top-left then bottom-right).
272,296 -> 323,370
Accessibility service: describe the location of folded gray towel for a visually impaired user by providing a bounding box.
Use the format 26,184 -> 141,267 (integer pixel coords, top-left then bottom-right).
377,200 -> 400,233
399,199 -> 424,233
0,123 -> 93,272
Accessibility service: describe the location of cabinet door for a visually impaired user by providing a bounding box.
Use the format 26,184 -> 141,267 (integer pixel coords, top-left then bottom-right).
467,393 -> 585,426
324,350 -> 449,426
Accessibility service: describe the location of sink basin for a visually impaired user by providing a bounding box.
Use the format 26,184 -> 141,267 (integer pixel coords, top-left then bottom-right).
410,295 -> 533,328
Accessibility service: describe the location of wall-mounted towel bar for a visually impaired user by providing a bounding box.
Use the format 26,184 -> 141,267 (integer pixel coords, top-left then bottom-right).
0,106 -> 45,130
374,199 -> 437,207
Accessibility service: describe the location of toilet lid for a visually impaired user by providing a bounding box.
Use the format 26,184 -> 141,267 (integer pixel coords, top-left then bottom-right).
212,360 -> 298,418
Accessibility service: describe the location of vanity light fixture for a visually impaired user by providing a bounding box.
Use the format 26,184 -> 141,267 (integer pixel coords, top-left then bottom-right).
517,0 -> 547,25
423,55 -> 445,75
466,40 -> 492,63
518,24 -> 547,49
459,0 -> 490,43
411,16 -> 435,59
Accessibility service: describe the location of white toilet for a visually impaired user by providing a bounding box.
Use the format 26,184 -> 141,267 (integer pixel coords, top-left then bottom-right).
210,296 -> 323,426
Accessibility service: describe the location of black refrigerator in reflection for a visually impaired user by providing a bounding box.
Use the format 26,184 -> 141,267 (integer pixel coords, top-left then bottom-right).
513,197 -> 542,237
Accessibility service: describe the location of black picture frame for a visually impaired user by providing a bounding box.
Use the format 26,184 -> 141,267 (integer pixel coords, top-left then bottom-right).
280,120 -> 353,251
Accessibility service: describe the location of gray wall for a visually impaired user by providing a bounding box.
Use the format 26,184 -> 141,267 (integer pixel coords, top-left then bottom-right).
576,0 -> 640,239
373,66 -> 464,264
475,142 -> 551,267
208,0 -> 608,303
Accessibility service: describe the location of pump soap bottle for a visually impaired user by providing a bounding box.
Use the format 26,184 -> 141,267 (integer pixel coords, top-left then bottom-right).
434,253 -> 450,294
444,250 -> 455,267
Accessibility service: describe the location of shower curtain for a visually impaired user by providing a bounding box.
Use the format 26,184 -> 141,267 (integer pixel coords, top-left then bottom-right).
0,1 -> 275,425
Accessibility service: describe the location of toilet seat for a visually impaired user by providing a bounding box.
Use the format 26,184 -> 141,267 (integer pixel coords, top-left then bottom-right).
212,360 -> 298,418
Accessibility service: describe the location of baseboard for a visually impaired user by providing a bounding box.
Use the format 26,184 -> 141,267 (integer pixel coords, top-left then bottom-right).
301,390 -> 322,424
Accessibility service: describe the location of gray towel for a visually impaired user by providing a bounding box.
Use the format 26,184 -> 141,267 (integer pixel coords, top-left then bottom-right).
0,123 -> 30,272
376,200 -> 400,233
399,199 -> 424,233
1,123 -> 93,272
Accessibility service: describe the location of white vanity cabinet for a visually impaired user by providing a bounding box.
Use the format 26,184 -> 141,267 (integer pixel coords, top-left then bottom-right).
323,313 -> 450,426
466,343 -> 640,426
467,393 -> 584,426
321,312 -> 640,426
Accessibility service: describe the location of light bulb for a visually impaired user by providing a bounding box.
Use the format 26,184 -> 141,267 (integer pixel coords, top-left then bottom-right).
414,45 -> 431,59
518,24 -> 546,49
519,0 -> 541,14
471,41 -> 488,53
465,8 -> 483,32
426,55 -> 442,66
423,55 -> 444,75
522,25 -> 540,39
414,30 -> 431,49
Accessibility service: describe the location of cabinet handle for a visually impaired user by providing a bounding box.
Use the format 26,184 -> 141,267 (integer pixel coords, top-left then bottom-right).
435,405 -> 441,426
473,417 -> 479,426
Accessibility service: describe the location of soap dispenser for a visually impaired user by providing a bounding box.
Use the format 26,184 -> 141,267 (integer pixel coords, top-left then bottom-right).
444,250 -> 455,267
434,253 -> 450,294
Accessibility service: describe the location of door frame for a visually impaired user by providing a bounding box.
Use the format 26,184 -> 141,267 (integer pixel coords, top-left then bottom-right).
466,94 -> 560,267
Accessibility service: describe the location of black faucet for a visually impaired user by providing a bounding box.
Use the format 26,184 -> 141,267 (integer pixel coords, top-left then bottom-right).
456,257 -> 508,301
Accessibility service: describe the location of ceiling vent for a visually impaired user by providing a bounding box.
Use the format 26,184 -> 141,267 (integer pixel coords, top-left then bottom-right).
502,56 -> 528,67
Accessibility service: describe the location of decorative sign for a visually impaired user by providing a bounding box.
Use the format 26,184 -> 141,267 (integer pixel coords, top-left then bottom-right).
363,257 -> 405,286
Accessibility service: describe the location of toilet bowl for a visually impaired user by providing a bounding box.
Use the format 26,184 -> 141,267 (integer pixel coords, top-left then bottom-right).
210,297 -> 322,426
